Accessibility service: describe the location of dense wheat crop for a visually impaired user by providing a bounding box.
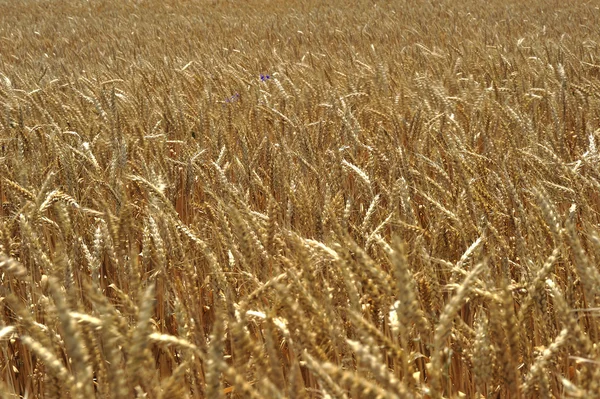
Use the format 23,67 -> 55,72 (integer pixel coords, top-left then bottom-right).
1,0 -> 600,397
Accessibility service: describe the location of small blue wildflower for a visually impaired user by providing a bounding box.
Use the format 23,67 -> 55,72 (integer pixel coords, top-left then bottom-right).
223,93 -> 240,105
260,74 -> 271,82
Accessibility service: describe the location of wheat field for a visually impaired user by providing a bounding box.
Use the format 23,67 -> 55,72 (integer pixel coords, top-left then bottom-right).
1,0 -> 600,397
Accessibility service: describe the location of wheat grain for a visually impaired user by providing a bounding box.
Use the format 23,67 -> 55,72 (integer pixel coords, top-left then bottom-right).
2,1 -> 600,397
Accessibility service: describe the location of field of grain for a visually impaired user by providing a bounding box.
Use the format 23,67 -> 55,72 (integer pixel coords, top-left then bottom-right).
1,0 -> 600,397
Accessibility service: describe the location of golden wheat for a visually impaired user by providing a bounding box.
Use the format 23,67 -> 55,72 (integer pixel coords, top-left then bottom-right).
1,0 -> 600,398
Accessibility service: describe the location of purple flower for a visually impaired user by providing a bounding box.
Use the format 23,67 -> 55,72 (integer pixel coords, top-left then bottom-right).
223,93 -> 240,105
260,74 -> 271,81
